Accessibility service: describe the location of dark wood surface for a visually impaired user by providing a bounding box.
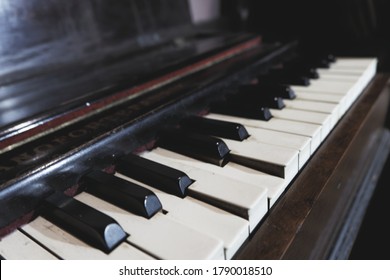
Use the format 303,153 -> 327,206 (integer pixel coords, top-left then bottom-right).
349,153 -> 390,259
234,73 -> 390,260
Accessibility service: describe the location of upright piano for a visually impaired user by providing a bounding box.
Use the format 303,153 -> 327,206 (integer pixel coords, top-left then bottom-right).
0,0 -> 389,260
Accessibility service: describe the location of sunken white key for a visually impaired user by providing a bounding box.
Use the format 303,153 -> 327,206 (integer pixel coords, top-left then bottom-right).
291,83 -> 356,110
307,79 -> 356,92
282,99 -> 341,128
116,172 -> 250,259
207,113 -> 322,153
357,61 -> 376,96
314,71 -> 361,104
292,79 -> 355,97
270,108 -> 333,140
244,126 -> 311,168
0,230 -> 58,260
317,67 -> 369,92
293,91 -> 348,116
20,217 -> 154,260
317,73 -> 361,82
223,138 -> 299,181
145,147 -> 287,208
344,58 -> 378,100
139,150 -> 268,232
318,58 -> 377,84
75,192 -> 224,260
298,58 -> 376,107
315,67 -> 374,105
329,58 -> 377,100
316,58 -> 375,91
331,58 -> 377,69
318,67 -> 365,76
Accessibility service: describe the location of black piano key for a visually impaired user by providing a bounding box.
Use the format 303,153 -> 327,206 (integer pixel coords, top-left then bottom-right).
313,59 -> 330,68
299,56 -> 331,69
227,90 -> 285,110
325,53 -> 337,63
283,63 -> 320,79
211,101 -> 273,121
116,153 -> 194,197
260,96 -> 285,109
304,69 -> 320,79
312,52 -> 337,63
81,170 -> 162,219
180,116 -> 249,141
244,84 -> 296,100
268,70 -> 311,86
156,129 -> 231,166
42,192 -> 127,253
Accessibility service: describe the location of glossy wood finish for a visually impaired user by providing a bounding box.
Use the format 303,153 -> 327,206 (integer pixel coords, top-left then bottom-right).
0,0 -> 261,155
233,73 -> 390,259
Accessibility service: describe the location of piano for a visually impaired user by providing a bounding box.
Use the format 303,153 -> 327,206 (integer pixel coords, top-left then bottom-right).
0,0 -> 389,260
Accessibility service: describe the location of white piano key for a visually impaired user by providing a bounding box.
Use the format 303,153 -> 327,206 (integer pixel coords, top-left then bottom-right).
213,165 -> 287,208
307,79 -> 356,92
352,58 -> 378,99
116,172 -> 250,259
317,58 -> 376,94
183,116 -> 302,171
331,58 -> 377,69
325,63 -> 376,102
311,76 -> 362,110
291,83 -> 355,109
0,230 -> 58,260
223,138 -> 299,181
295,91 -> 347,104
75,192 -> 225,260
282,99 -> 340,128
318,68 -> 364,76
207,113 -> 322,153
291,80 -> 355,97
138,150 -> 268,232
326,58 -> 378,97
294,57 -> 376,108
20,217 -> 155,260
244,126 -> 311,168
307,73 -> 359,100
270,108 -> 333,140
321,60 -> 375,95
317,73 -> 361,82
145,147 -> 287,207
294,91 -> 348,116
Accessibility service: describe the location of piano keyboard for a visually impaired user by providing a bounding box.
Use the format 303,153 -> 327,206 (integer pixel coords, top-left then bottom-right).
0,56 -> 378,260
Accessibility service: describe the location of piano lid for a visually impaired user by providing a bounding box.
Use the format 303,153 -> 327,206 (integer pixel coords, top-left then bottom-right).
0,0 -> 261,151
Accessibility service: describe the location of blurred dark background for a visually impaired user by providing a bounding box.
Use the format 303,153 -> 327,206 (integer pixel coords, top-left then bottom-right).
221,0 -> 390,72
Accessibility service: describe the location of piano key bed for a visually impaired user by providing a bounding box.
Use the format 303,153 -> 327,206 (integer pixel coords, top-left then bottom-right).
0,51 -> 388,260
